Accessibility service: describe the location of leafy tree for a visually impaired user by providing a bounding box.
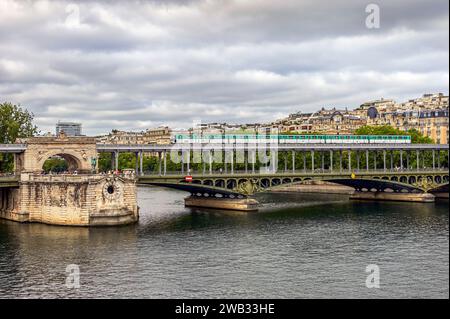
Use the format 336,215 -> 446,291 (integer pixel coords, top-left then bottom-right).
0,102 -> 38,172
354,125 -> 433,144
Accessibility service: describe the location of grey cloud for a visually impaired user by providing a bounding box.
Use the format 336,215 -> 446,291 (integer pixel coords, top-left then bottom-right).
0,0 -> 448,135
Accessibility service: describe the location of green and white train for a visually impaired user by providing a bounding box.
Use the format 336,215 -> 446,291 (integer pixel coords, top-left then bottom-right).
174,134 -> 412,144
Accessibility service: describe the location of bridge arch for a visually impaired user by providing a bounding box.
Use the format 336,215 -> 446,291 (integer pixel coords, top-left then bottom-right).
40,151 -> 83,172
17,135 -> 97,173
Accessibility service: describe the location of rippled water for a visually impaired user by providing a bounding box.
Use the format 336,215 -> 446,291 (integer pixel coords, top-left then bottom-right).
0,187 -> 448,298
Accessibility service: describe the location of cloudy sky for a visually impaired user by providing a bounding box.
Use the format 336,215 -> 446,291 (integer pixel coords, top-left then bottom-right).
0,0 -> 448,135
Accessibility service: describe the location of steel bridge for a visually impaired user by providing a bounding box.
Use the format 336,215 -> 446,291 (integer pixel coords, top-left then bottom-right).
137,169 -> 449,198
1,142 -> 449,198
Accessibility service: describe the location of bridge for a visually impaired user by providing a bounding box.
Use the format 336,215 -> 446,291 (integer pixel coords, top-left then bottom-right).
137,169 -> 449,196
1,135 -> 449,217
93,143 -> 449,198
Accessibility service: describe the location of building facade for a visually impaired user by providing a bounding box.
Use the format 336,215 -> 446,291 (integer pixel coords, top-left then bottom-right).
97,126 -> 172,145
271,93 -> 449,143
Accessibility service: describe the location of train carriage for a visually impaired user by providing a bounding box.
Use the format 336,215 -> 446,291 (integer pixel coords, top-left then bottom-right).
174,134 -> 411,144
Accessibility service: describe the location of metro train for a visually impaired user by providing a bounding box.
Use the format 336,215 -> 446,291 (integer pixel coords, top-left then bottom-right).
173,134 -> 412,144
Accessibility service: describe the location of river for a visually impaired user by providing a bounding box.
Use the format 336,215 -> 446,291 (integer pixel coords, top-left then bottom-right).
0,187 -> 448,298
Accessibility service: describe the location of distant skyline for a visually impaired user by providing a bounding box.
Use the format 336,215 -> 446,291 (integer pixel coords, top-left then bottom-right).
0,0 -> 448,135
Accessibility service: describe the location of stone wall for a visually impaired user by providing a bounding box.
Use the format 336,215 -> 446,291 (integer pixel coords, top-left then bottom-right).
0,174 -> 139,226
0,187 -> 28,222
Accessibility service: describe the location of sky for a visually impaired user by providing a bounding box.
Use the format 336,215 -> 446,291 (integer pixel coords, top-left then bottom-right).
0,0 -> 448,135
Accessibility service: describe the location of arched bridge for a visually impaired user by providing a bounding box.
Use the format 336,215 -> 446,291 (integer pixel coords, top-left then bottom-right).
138,170 -> 449,198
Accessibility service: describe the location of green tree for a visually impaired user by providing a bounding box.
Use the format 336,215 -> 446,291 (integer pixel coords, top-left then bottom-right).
354,125 -> 433,144
354,125 -> 436,169
0,102 -> 38,172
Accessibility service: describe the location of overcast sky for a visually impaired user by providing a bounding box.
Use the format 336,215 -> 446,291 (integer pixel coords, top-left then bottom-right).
0,0 -> 448,135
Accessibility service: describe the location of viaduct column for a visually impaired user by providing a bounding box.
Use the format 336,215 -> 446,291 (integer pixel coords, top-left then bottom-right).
209,150 -> 213,175
400,150 -> 403,170
139,151 -> 143,176
416,150 -> 420,171
348,150 -> 351,172
390,151 -> 394,171
292,151 -> 295,173
135,152 -> 139,174
330,150 -> 333,172
303,152 -> 307,172
321,152 -> 325,172
432,149 -> 435,170
366,150 -> 369,171
356,151 -> 360,171
111,152 -> 115,171
406,151 -> 410,170
374,151 -> 377,170
252,150 -> 255,174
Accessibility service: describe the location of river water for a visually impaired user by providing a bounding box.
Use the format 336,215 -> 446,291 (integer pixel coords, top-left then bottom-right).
0,187 -> 448,299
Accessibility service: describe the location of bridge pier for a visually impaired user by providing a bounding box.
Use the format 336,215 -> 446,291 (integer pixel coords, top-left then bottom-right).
0,173 -> 139,226
350,191 -> 435,203
185,196 -> 259,212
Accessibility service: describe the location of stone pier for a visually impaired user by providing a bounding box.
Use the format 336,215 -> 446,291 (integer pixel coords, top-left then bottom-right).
0,173 -> 139,226
185,196 -> 259,211
350,191 -> 436,203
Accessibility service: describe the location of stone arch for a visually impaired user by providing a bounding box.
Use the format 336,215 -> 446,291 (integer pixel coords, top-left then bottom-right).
39,151 -> 84,172
19,136 -> 97,173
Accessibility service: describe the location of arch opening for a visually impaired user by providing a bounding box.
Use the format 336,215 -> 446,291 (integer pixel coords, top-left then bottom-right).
42,154 -> 81,173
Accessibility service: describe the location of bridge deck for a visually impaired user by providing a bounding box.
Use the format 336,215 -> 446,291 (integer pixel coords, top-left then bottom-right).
1,143 -> 449,153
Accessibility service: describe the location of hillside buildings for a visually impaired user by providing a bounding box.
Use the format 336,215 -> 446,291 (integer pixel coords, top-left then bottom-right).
271,93 -> 449,144
95,93 -> 448,145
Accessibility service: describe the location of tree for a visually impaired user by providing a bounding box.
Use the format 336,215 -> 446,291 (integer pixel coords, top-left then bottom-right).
354,125 -> 434,144
0,102 -> 38,172
354,125 -> 436,169
42,158 -> 68,173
